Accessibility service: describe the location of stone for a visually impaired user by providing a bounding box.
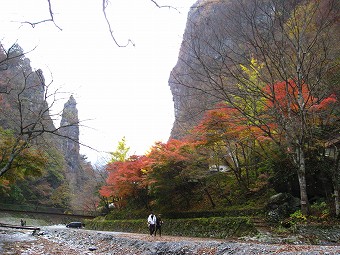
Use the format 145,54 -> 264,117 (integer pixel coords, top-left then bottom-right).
266,193 -> 300,223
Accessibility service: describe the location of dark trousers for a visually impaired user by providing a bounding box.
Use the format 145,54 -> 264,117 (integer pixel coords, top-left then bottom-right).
149,224 -> 155,235
155,225 -> 162,236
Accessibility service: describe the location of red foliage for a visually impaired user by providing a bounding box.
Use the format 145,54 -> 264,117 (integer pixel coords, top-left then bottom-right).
264,79 -> 337,113
264,80 -> 312,111
192,103 -> 264,143
99,155 -> 150,199
310,93 -> 337,111
99,139 -> 201,203
147,139 -> 198,164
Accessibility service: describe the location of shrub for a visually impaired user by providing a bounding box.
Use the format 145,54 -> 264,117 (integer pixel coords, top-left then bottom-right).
85,216 -> 257,239
310,201 -> 329,220
288,210 -> 307,226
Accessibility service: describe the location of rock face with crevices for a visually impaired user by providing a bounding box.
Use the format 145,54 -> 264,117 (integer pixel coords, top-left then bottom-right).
59,95 -> 86,194
0,44 -> 95,211
169,0 -> 220,138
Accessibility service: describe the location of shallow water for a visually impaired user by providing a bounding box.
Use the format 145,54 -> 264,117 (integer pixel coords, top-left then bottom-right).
0,228 -> 37,254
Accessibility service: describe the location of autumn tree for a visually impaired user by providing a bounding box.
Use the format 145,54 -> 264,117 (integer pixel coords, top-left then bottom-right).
100,137 -> 138,209
170,0 -> 339,215
146,139 -> 220,210
0,127 -> 49,192
109,136 -> 130,163
100,155 -> 150,209
192,102 -> 273,193
73,156 -> 102,214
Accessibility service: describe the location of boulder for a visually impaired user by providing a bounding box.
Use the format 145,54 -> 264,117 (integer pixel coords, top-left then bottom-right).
266,193 -> 300,223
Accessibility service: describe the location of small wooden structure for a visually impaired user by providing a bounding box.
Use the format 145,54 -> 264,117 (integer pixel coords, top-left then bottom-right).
0,222 -> 40,232
325,136 -> 340,158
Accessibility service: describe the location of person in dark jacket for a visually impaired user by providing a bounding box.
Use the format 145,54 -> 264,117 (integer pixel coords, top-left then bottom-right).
154,214 -> 163,237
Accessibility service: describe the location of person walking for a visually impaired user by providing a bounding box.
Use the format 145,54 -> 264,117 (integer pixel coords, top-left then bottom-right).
154,214 -> 163,237
147,212 -> 156,236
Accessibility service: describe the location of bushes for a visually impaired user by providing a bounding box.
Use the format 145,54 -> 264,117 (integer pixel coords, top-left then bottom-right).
85,217 -> 147,233
85,216 -> 257,239
162,217 -> 256,238
104,209 -> 148,220
103,207 -> 263,221
162,208 -> 262,219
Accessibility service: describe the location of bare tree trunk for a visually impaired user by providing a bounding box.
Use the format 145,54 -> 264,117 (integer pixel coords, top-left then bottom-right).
297,169 -> 309,215
332,148 -> 340,217
296,147 -> 309,215
199,180 -> 216,208
335,190 -> 339,217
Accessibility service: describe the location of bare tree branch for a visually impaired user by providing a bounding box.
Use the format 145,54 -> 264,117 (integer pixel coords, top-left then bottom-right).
102,0 -> 135,47
12,0 -> 180,47
150,0 -> 180,12
21,0 -> 62,31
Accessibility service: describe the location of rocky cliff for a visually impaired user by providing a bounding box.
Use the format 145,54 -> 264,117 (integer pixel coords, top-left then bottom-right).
0,43 -> 92,211
169,0 -> 228,139
60,95 -> 84,187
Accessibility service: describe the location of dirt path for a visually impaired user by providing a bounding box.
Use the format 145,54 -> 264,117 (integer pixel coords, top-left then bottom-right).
1,226 -> 340,255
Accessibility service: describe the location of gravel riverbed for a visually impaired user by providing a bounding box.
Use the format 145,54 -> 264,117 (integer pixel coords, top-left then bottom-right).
1,225 -> 340,255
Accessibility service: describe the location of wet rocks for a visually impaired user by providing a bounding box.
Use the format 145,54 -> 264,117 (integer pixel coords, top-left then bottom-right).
1,226 -> 340,255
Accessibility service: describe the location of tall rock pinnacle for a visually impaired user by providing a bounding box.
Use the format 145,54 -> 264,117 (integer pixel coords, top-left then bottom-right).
60,95 -> 79,150
60,95 -> 83,188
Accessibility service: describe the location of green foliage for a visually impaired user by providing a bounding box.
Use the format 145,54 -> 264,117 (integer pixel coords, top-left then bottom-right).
165,217 -> 256,238
162,208 -> 263,219
50,183 -> 71,208
309,201 -> 330,221
104,206 -> 263,221
145,140 -> 212,211
85,216 -> 257,239
288,210 -> 307,226
236,57 -> 267,124
285,201 -> 332,229
86,218 -> 147,233
43,147 -> 66,188
0,130 -> 70,208
148,163 -> 196,210
0,127 -> 50,180
104,209 -> 149,220
311,201 -> 329,214
1,185 -> 25,203
109,137 -> 130,162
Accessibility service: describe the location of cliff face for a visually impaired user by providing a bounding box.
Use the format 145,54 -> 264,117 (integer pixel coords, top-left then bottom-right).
0,43 -> 91,210
60,95 -> 80,173
169,0 -> 231,138
60,95 -> 85,190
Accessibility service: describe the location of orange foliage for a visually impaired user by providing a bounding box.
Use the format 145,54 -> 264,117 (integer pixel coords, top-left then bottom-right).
99,155 -> 150,199
310,93 -> 337,111
147,139 -> 199,164
264,79 -> 337,113
192,103 -> 265,143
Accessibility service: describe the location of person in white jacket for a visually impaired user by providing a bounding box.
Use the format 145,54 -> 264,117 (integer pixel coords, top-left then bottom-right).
147,212 -> 156,236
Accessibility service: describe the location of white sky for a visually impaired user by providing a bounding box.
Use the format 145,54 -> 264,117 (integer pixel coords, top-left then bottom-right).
0,0 -> 196,165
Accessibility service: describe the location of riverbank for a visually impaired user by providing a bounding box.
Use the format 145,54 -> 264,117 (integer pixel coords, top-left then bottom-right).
1,225 -> 340,255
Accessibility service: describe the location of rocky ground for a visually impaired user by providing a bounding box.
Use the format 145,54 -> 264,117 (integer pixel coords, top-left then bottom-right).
1,225 -> 340,255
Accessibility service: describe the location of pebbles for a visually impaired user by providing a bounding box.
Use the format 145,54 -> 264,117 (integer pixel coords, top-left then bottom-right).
1,226 -> 340,254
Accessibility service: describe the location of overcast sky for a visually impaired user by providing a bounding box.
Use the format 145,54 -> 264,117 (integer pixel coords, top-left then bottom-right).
0,0 -> 196,165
